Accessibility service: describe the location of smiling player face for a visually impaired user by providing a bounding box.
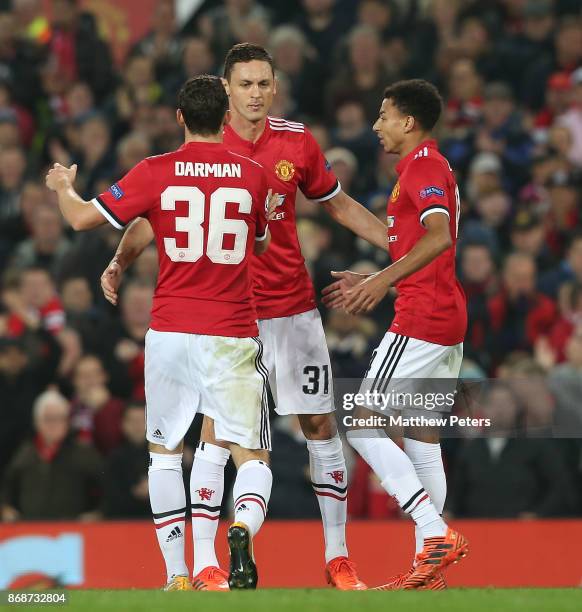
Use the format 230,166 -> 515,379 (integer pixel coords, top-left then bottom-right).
373,98 -> 409,155
224,60 -> 277,124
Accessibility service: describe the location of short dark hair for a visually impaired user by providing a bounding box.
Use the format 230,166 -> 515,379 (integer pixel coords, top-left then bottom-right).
223,43 -> 274,81
383,79 -> 443,131
178,75 -> 228,136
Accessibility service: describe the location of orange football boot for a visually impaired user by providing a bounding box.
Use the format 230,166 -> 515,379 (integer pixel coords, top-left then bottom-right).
402,528 -> 469,589
192,566 -> 229,591
325,557 -> 367,590
374,568 -> 446,591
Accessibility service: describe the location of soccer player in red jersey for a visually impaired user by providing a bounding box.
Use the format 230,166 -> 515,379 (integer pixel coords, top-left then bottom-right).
46,75 -> 277,592
100,44 -> 387,591
323,80 -> 469,590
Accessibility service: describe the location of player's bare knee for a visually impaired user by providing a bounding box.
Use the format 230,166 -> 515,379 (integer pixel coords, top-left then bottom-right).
148,441 -> 184,454
298,413 -> 336,440
230,445 -> 269,469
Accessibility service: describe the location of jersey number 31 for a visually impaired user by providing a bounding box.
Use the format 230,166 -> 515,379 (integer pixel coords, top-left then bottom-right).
161,186 -> 251,265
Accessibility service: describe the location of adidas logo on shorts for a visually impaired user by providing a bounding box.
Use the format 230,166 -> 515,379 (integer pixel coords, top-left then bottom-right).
152,429 -> 164,440
166,526 -> 182,542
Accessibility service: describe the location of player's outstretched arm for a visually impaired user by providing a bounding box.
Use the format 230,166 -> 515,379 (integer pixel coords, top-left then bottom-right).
343,213 -> 452,315
322,190 -> 388,250
45,163 -> 106,231
101,218 -> 154,306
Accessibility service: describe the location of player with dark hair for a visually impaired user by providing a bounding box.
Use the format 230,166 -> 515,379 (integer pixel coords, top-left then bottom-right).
46,74 -> 278,592
100,43 -> 388,591
323,79 -> 469,590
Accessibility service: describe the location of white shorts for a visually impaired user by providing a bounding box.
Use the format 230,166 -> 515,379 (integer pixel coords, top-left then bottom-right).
258,309 -> 334,416
145,329 -> 270,451
361,332 -> 463,414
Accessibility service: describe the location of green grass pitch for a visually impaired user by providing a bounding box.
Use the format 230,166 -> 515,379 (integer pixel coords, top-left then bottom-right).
12,589 -> 582,612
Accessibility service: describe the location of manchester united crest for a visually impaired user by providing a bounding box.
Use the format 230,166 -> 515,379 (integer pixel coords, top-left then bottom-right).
275,159 -> 295,182
391,181 -> 400,202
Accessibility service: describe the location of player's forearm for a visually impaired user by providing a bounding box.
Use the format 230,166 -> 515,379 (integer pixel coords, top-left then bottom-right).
55,185 -> 95,231
113,218 -> 155,270
323,192 -> 387,250
378,230 -> 452,286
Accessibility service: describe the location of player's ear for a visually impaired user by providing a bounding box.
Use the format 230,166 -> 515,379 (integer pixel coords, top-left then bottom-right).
403,115 -> 415,133
176,109 -> 185,127
273,74 -> 278,96
221,77 -> 230,96
223,110 -> 231,127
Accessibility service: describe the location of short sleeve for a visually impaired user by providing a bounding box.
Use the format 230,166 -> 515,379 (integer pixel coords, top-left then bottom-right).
404,158 -> 451,227
91,160 -> 156,230
254,168 -> 269,241
300,128 -> 341,202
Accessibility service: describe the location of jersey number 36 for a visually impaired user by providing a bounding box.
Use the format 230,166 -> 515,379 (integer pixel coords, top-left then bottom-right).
161,186 -> 252,265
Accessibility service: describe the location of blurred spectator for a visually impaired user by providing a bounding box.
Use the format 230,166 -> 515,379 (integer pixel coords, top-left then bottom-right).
0,389 -> 103,521
443,58 -> 484,137
162,37 -> 216,101
131,0 -> 182,80
296,0 -> 351,64
4,266 -> 65,337
547,282 -> 582,362
0,11 -> 43,109
549,325 -> 582,433
330,100 -> 378,194
10,205 -> 71,276
0,147 -> 27,228
108,281 -> 153,401
497,0 -> 555,96
557,67 -> 582,167
509,208 -> 554,272
326,25 -> 394,123
540,233 -> 582,297
533,72 -> 572,139
74,114 -> 115,199
48,0 -> 115,101
488,253 -> 557,365
449,383 -> 577,518
199,0 -> 270,60
110,55 -> 162,133
269,25 -> 326,119
115,131 -> 152,175
268,416 -> 319,518
0,331 -> 60,482
460,243 -> 498,370
103,402 -> 149,518
70,354 -> 124,456
521,16 -> 582,111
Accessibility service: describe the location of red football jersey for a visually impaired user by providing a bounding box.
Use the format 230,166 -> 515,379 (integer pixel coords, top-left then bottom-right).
224,117 -> 340,319
388,139 -> 467,346
92,142 -> 269,337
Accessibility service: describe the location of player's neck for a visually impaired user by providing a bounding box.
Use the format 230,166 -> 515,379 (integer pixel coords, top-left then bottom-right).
228,113 -> 267,144
183,132 -> 223,145
398,133 -> 433,159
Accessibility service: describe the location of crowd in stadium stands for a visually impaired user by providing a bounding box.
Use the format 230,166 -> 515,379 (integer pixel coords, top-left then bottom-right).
1,0 -> 582,522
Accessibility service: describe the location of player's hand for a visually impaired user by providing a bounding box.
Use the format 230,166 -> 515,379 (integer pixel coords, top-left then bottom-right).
266,189 -> 281,221
45,163 -> 77,192
321,270 -> 369,309
101,259 -> 123,306
344,271 -> 391,315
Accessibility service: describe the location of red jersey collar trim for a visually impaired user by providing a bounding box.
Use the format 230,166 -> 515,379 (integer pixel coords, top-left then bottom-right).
396,139 -> 438,174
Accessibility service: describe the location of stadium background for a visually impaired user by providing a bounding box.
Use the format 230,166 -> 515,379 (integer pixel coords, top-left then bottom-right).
1,0 -> 582,589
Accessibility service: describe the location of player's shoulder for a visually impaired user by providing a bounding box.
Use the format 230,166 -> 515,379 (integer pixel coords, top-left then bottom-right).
268,116 -> 307,139
408,144 -> 452,174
